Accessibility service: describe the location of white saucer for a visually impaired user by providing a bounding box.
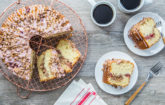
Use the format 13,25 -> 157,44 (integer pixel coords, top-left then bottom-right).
95,51 -> 138,95
124,12 -> 165,56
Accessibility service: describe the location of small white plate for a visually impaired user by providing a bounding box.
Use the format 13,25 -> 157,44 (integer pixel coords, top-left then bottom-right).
95,51 -> 138,95
124,12 -> 165,56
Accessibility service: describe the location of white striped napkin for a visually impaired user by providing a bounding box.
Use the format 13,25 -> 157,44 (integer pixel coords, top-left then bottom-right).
54,79 -> 107,105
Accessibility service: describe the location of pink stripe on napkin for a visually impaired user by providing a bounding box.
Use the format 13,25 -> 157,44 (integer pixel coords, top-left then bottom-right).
78,92 -> 91,105
77,90 -> 96,105
88,95 -> 96,105
70,88 -> 85,105
76,88 -> 90,105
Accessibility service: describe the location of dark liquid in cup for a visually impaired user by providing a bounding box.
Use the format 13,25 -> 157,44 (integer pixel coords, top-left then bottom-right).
93,4 -> 113,24
121,0 -> 141,10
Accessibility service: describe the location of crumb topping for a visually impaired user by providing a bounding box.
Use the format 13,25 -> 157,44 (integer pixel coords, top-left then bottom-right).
0,5 -> 72,80
49,50 -> 65,78
39,50 -> 65,79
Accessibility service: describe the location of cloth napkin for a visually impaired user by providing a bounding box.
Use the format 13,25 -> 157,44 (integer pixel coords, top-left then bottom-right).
54,79 -> 107,105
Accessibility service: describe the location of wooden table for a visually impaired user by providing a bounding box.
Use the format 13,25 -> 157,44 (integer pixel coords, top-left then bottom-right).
0,0 -> 165,105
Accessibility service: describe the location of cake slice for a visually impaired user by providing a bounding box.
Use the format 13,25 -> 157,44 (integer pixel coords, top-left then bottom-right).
102,59 -> 134,87
56,39 -> 81,73
129,17 -> 161,49
37,49 -> 65,82
37,40 -> 81,82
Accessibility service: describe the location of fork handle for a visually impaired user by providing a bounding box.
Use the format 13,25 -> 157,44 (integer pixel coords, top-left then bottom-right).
163,37 -> 165,44
125,82 -> 147,105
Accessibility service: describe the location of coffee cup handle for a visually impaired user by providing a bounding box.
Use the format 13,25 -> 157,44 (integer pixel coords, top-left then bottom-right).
144,0 -> 153,5
88,0 -> 96,6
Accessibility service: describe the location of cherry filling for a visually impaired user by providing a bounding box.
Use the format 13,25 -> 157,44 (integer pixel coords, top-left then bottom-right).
25,6 -> 30,13
125,74 -> 130,78
109,73 -> 113,77
144,33 -> 155,40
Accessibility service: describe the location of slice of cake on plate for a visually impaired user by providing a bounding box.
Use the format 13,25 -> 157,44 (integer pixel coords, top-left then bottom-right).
129,17 -> 161,49
102,59 -> 134,87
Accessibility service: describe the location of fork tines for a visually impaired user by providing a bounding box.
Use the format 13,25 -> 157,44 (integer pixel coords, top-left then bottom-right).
151,62 -> 163,75
156,21 -> 162,26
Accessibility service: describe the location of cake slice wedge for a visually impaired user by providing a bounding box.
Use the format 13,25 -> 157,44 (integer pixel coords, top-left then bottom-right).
56,39 -> 81,73
102,59 -> 134,87
37,49 -> 65,82
129,17 -> 161,49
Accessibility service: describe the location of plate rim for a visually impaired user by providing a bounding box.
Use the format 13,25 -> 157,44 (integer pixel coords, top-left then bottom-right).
124,12 -> 165,57
95,51 -> 138,95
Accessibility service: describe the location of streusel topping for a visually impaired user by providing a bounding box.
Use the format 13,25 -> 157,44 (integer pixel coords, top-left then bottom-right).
0,5 -> 72,80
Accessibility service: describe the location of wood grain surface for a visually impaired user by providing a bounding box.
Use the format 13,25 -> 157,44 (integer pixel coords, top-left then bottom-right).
0,0 -> 165,105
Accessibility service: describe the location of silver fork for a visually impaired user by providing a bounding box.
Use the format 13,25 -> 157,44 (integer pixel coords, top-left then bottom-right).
125,62 -> 163,105
156,21 -> 165,44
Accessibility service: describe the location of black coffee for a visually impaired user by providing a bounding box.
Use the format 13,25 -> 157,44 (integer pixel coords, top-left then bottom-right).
93,4 -> 113,24
121,0 -> 141,10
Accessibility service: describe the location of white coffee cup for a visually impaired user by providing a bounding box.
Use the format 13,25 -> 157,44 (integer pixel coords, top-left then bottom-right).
88,0 -> 116,27
118,0 -> 153,13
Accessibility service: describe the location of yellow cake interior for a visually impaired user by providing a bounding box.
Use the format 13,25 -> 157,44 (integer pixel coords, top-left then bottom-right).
129,17 -> 161,49
139,18 -> 161,47
102,59 -> 134,87
57,39 -> 81,68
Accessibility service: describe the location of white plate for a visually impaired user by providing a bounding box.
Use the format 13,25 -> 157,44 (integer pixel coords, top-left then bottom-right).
124,12 -> 165,56
95,51 -> 138,95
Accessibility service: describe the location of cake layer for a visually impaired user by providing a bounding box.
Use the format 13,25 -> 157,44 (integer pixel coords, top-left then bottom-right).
102,59 -> 134,87
129,17 -> 161,49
